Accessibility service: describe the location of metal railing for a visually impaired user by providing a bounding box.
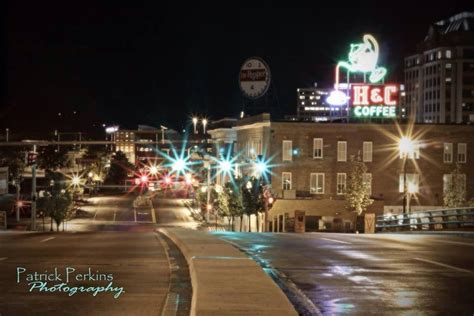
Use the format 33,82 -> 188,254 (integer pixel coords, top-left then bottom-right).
376,207 -> 474,232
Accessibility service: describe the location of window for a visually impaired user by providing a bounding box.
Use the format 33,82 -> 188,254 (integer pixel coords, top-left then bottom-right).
282,140 -> 292,161
362,141 -> 373,162
443,143 -> 453,163
363,173 -> 372,195
310,173 -> 324,194
458,143 -> 467,163
446,50 -> 452,58
313,138 -> 323,158
399,141 -> 420,160
336,173 -> 346,195
282,172 -> 292,190
399,173 -> 420,193
337,141 -> 347,162
444,174 -> 466,193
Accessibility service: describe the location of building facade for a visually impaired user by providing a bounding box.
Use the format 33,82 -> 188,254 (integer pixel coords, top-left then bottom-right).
228,114 -> 474,214
404,12 -> 474,124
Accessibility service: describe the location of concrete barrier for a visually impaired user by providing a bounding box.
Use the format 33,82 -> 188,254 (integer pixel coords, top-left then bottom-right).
158,228 -> 297,316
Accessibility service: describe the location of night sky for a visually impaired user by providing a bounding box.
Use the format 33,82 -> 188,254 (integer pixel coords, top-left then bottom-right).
3,1 -> 472,135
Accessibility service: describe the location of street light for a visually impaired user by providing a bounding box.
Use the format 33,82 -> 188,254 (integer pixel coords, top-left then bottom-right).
71,175 -> 81,186
192,117 -> 198,134
172,158 -> 186,173
202,118 -> 208,134
149,165 -> 159,176
399,136 -> 414,215
407,182 -> 417,214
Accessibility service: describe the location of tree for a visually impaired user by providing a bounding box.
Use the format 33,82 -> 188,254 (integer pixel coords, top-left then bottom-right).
83,146 -> 112,183
104,151 -> 134,185
224,180 -> 245,231
38,188 -> 73,232
345,155 -> 374,218
443,163 -> 466,208
0,146 -> 27,179
37,146 -> 69,171
241,176 -> 265,232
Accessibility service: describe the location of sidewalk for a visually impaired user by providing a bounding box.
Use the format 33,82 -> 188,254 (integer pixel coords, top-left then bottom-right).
158,227 -> 297,316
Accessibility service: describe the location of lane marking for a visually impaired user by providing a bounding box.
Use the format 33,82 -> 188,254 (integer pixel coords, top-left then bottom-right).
0,257 -> 7,261
414,257 -> 474,274
113,210 -> 116,222
40,237 -> 55,243
134,208 -> 137,222
433,240 -> 474,247
151,208 -> 157,224
320,238 -> 352,245
93,210 -> 98,221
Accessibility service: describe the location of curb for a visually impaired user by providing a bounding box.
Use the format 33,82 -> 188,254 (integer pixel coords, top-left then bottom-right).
158,228 -> 297,316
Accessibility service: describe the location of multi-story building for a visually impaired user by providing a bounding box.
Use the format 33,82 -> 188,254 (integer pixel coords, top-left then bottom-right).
404,12 -> 474,124
286,86 -> 347,122
212,113 -> 474,231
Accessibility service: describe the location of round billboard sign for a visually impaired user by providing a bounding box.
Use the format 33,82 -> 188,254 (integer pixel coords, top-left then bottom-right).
239,57 -> 271,99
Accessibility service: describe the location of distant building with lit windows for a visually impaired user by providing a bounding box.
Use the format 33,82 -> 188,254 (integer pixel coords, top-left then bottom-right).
404,12 -> 474,124
286,85 -> 347,122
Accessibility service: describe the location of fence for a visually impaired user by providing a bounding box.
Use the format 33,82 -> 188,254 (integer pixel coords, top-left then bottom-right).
376,207 -> 474,232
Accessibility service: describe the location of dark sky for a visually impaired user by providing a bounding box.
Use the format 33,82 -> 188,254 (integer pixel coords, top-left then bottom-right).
3,1 -> 472,135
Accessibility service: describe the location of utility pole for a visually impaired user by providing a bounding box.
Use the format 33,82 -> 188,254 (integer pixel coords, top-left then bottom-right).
15,179 -> 20,222
31,145 -> 37,231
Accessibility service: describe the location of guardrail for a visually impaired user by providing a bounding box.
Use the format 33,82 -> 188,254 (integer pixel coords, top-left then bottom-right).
376,207 -> 474,232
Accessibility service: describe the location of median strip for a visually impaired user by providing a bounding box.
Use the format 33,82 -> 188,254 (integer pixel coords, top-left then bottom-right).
158,228 -> 297,316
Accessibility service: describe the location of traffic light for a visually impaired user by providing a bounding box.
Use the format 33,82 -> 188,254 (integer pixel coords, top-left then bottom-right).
26,151 -> 38,166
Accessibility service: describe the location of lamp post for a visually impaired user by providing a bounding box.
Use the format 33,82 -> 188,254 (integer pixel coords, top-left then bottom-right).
399,136 -> 414,216
192,117 -> 198,134
202,118 -> 208,135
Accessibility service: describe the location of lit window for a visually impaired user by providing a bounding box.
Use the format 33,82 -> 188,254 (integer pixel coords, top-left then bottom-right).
446,63 -> 452,69
446,50 -> 452,58
437,51 -> 442,59
399,173 -> 419,193
363,173 -> 372,195
443,143 -> 453,163
458,143 -> 467,163
313,138 -> 323,159
301,102 -> 305,105
282,172 -> 292,190
282,140 -> 292,161
446,77 -> 451,82
337,141 -> 347,162
362,141 -> 373,162
299,96 -> 305,100
336,173 -> 346,195
310,173 -> 324,194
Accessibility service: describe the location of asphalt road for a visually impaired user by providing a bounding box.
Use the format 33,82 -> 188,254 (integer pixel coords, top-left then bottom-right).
215,232 -> 474,315
0,230 -> 171,315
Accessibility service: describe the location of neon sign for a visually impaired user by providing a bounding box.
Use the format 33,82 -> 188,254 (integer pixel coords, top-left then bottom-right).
351,84 -> 398,118
336,34 -> 387,85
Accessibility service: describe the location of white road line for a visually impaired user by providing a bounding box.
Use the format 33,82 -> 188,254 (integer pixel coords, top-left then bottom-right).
414,257 -> 474,274
320,238 -> 352,244
0,257 -> 8,261
433,240 -> 474,247
40,237 -> 55,243
113,210 -> 116,222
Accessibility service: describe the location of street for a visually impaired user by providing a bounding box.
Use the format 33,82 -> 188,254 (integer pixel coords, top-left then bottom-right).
0,230 -> 170,315
215,232 -> 474,315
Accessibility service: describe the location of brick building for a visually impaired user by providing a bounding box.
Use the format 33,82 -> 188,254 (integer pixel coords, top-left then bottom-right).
210,113 -> 474,231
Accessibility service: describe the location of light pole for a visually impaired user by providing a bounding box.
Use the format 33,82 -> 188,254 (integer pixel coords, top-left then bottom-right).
192,117 -> 198,134
202,118 -> 208,135
399,136 -> 414,216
